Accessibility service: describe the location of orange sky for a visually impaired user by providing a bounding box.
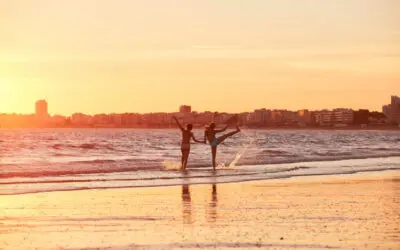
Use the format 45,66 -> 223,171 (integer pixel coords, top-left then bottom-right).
1,0 -> 399,115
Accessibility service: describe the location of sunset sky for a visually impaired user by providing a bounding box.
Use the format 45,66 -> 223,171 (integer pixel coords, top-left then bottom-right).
1,0 -> 399,115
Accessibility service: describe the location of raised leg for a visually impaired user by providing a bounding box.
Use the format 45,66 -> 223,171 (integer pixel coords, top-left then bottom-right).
216,126 -> 241,145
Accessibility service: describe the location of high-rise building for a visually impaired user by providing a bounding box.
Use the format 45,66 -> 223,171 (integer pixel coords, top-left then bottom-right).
35,100 -> 49,118
383,96 -> 400,125
391,96 -> 400,105
179,105 -> 192,113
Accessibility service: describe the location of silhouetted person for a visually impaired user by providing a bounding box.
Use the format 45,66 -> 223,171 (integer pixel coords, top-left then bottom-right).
204,116 -> 241,170
173,116 -> 204,170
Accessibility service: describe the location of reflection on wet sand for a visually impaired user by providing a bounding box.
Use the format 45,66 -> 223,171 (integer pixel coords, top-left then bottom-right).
181,184 -> 219,224
207,184 -> 218,223
181,184 -> 192,224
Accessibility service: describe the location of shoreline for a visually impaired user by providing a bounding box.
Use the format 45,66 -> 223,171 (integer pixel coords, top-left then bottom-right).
2,154 -> 400,178
3,169 -> 399,197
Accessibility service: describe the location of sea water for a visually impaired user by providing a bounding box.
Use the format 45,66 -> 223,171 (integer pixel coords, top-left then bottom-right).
1,129 -> 399,195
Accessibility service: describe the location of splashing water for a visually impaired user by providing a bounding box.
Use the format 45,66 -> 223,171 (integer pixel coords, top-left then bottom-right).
162,160 -> 182,170
229,130 -> 256,168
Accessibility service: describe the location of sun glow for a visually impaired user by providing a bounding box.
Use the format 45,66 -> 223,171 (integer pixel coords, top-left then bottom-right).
0,79 -> 30,114
0,79 -> 12,108
0,0 -> 399,115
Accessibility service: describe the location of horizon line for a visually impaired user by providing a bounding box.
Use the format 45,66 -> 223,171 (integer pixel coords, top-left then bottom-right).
0,107 -> 385,117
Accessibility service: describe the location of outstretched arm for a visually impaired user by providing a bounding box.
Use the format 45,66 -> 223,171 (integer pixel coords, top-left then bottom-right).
215,124 -> 229,133
172,116 -> 184,131
191,134 -> 206,144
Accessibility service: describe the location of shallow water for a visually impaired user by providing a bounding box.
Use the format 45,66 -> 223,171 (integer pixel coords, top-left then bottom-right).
1,129 -> 400,195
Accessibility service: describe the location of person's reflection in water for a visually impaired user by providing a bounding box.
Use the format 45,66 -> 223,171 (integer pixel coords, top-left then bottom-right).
207,184 -> 218,223
181,184 -> 192,224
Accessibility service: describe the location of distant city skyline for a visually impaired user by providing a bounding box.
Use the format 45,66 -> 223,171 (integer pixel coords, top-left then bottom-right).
0,100 -> 393,129
1,0 -> 399,115
0,95 -> 398,116
0,97 -> 396,115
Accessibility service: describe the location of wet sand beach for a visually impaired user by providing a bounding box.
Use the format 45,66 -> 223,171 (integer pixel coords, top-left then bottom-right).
1,171 -> 399,250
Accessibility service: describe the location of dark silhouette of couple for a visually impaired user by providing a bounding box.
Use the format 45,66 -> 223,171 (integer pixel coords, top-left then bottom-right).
173,115 -> 241,170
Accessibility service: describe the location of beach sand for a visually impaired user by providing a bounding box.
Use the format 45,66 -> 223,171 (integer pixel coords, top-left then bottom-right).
1,171 -> 399,250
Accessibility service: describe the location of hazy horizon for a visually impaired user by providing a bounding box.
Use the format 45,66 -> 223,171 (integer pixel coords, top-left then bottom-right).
1,0 -> 399,115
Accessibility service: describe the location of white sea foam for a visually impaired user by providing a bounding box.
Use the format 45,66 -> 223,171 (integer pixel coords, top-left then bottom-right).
162,160 -> 182,170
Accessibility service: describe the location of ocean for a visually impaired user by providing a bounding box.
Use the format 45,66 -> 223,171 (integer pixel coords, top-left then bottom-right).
1,129 -> 399,195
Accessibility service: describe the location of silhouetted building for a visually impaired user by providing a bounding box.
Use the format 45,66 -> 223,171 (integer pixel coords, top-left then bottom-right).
35,100 -> 49,118
314,110 -> 333,125
383,95 -> 400,125
179,105 -> 192,113
333,109 -> 354,124
71,113 -> 92,126
270,110 -> 284,124
353,109 -> 370,125
369,111 -> 387,125
34,100 -> 50,127
392,96 -> 400,105
252,109 -> 270,125
297,109 -> 312,124
314,109 -> 354,125
51,115 -> 67,126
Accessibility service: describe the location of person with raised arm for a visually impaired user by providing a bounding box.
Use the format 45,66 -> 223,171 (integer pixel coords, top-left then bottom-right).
173,116 -> 205,170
